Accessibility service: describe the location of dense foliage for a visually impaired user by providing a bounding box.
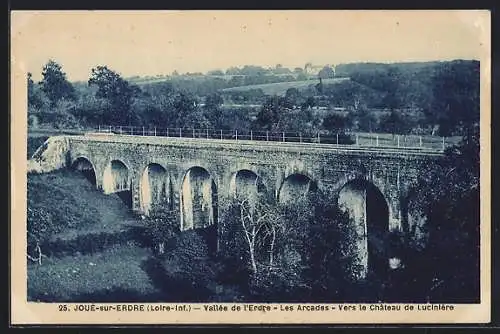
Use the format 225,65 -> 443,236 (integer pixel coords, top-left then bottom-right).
395,124 -> 480,302
216,192 -> 361,301
144,202 -> 180,256
28,60 -> 479,137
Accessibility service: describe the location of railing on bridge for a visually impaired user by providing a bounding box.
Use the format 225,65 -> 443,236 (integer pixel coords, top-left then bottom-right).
89,125 -> 459,151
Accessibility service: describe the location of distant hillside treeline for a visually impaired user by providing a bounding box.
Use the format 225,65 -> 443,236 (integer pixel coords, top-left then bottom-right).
28,60 -> 479,136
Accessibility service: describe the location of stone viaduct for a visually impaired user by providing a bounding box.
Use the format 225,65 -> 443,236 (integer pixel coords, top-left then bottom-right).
29,133 -> 445,278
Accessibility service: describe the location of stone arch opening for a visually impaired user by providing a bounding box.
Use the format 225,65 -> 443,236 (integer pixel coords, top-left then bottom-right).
72,157 -> 96,186
180,166 -> 218,232
338,179 -> 389,279
103,159 -> 132,208
278,173 -> 317,204
230,169 -> 266,202
140,163 -> 174,215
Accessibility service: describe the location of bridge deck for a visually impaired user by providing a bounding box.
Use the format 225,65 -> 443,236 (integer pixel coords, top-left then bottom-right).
62,133 -> 446,157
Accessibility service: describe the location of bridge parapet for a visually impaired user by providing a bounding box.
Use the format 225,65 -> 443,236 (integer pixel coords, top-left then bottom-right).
91,125 -> 456,151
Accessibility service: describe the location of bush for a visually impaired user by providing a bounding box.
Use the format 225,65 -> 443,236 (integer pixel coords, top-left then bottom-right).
156,229 -> 220,301
144,203 -> 179,256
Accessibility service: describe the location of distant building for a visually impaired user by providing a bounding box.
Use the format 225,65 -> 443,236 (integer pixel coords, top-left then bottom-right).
304,63 -> 336,77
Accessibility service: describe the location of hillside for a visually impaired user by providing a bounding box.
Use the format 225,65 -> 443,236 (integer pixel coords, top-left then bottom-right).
221,77 -> 350,96
27,168 -> 139,242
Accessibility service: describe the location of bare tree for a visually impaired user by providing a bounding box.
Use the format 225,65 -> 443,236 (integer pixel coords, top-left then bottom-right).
234,195 -> 283,275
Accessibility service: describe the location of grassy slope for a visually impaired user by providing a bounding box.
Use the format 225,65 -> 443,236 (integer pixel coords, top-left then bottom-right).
28,135 -> 138,241
221,78 -> 349,96
28,169 -> 138,241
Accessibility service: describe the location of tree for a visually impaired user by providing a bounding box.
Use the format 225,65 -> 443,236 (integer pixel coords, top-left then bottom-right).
27,72 -> 48,110
226,67 -> 241,75
381,66 -> 403,111
322,114 -> 347,132
318,65 -> 335,80
145,202 -> 179,256
172,92 -> 208,128
239,65 -> 268,76
284,88 -> 300,107
26,206 -> 52,265
207,69 -> 224,76
230,195 -> 284,275
301,96 -> 315,111
203,93 -> 224,127
27,72 -> 35,103
294,67 -> 304,74
256,96 -> 283,131
304,62 -> 313,74
356,108 -> 377,132
40,60 -> 76,106
397,124 -> 480,302
379,110 -> 409,135
429,60 -> 480,136
243,191 -> 360,301
88,65 -> 141,124
299,192 -> 361,298
273,64 -> 292,75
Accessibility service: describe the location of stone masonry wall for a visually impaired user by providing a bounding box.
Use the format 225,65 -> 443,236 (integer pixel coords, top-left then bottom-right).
31,135 -> 442,236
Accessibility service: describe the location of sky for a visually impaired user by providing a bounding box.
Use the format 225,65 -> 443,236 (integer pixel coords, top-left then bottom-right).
11,10 -> 490,82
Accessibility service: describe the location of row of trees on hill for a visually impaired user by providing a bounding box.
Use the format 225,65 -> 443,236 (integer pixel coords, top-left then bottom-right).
27,59 -> 479,137
133,63 -> 336,79
208,63 -> 328,78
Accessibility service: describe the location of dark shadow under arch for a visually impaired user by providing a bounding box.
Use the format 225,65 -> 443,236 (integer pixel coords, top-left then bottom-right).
278,173 -> 318,204
140,163 -> 174,214
103,160 -> 129,192
72,157 -> 96,186
232,169 -> 267,200
102,159 -> 131,208
180,166 -> 218,232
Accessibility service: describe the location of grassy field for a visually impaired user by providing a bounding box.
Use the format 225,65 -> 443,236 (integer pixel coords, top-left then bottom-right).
221,78 -> 349,96
28,244 -> 160,302
352,132 -> 462,150
28,240 -> 246,302
130,73 -> 306,86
